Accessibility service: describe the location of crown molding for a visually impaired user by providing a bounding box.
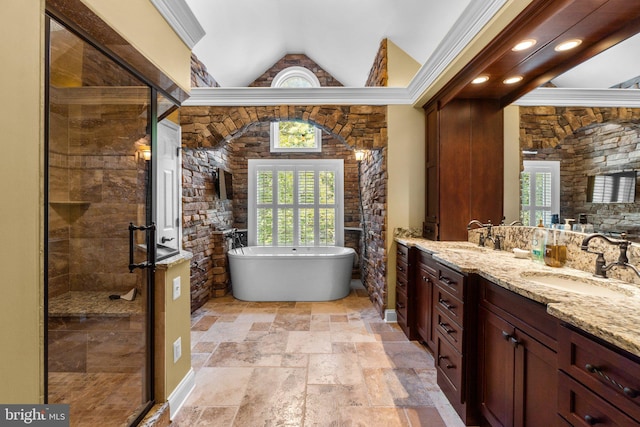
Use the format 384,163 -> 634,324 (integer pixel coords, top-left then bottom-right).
182,87 -> 411,106
150,0 -> 205,49
514,87 -> 640,107
407,0 -> 509,105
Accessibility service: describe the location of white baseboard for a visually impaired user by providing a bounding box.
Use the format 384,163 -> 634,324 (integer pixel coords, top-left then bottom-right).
384,309 -> 397,323
168,368 -> 196,419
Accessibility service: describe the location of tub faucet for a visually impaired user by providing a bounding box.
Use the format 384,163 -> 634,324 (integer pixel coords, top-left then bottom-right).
581,232 -> 640,278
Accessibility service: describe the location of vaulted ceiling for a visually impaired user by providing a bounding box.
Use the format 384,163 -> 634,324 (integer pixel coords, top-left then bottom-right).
185,0 -> 640,94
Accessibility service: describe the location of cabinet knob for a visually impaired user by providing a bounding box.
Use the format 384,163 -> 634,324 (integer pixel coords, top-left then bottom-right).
584,415 -> 599,425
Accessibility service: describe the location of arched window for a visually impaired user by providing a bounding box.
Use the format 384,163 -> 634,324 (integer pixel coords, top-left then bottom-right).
270,67 -> 322,152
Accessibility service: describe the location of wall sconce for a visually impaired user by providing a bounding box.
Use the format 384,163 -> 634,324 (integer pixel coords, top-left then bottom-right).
355,150 -> 365,162
138,145 -> 151,161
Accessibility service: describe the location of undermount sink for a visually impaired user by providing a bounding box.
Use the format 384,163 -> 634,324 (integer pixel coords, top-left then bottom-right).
520,271 -> 632,298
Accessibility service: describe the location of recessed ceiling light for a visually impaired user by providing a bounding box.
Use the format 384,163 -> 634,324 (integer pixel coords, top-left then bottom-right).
503,76 -> 523,85
512,39 -> 537,51
472,75 -> 490,84
555,39 -> 582,52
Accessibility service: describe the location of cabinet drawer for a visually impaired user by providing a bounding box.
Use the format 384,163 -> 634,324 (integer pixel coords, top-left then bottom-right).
435,307 -> 463,353
437,264 -> 465,300
396,244 -> 409,263
559,372 -> 640,426
417,250 -> 437,278
436,334 -> 463,400
396,274 -> 409,294
396,288 -> 408,320
435,286 -> 463,327
559,326 -> 640,421
396,260 -> 408,284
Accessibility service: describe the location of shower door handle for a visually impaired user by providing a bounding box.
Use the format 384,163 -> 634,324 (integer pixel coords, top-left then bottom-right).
128,222 -> 156,273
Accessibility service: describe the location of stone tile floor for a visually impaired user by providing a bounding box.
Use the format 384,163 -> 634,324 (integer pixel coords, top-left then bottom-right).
173,281 -> 464,427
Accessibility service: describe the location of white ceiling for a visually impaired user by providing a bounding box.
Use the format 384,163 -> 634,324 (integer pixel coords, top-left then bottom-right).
185,0 -> 472,87
551,32 -> 640,89
184,0 -> 640,91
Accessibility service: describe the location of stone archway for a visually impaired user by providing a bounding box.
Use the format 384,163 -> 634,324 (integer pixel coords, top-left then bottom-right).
180,105 -> 387,151
519,106 -> 640,149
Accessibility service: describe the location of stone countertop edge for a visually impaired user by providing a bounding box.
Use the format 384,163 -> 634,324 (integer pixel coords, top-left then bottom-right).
156,250 -> 193,269
394,237 -> 640,358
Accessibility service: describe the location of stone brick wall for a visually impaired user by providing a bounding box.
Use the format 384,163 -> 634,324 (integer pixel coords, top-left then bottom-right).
358,148 -> 388,315
182,148 -> 233,311
365,39 -> 388,87
249,54 -> 343,87
520,106 -> 640,236
191,53 -> 219,88
181,105 -> 387,151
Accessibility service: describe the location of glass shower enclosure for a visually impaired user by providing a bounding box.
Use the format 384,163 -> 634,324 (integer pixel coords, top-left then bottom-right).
46,17 -> 159,426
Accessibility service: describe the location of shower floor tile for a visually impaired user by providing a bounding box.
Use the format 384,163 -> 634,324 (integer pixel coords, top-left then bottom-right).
175,280 -> 465,427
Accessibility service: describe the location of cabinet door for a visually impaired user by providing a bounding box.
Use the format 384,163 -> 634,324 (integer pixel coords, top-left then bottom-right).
513,328 -> 558,427
424,105 -> 439,239
415,267 -> 433,346
479,306 -> 515,427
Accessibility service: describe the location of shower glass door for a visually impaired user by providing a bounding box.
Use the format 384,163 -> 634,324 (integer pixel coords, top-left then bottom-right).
46,17 -> 154,426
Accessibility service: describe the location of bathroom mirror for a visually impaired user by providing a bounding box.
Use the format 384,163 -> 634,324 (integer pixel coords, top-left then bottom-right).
514,33 -> 640,240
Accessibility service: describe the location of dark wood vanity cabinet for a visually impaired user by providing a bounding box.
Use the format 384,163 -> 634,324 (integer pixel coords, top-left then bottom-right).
433,262 -> 478,425
558,325 -> 640,426
424,99 -> 504,241
395,243 -> 416,339
478,278 -> 559,427
414,250 -> 438,349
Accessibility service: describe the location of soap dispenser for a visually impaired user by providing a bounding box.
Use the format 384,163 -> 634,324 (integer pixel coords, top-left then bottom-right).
531,222 -> 546,263
544,228 -> 567,268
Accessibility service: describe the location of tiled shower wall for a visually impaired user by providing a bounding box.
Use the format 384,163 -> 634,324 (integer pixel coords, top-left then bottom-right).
48,101 -> 147,299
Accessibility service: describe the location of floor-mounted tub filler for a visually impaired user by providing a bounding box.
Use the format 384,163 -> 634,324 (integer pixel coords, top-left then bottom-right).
228,246 -> 355,301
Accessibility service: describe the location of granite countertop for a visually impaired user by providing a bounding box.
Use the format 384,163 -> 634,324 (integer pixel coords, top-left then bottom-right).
395,237 -> 640,358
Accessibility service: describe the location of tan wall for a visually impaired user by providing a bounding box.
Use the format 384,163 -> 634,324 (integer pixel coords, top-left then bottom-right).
81,0 -> 192,92
155,257 -> 192,400
0,0 -> 45,403
504,105 -> 521,223
386,43 -> 425,311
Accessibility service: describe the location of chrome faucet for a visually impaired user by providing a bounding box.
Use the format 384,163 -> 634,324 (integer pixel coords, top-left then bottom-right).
581,232 -> 640,278
467,219 -> 501,249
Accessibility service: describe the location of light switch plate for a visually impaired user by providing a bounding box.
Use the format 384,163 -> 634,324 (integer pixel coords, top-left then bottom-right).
172,276 -> 181,300
173,337 -> 181,363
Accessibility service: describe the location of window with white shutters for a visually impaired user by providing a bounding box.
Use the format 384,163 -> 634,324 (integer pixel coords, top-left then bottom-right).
248,159 -> 344,246
521,160 -> 560,226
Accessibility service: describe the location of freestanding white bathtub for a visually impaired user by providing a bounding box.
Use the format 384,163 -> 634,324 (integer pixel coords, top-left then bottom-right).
227,246 -> 355,301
